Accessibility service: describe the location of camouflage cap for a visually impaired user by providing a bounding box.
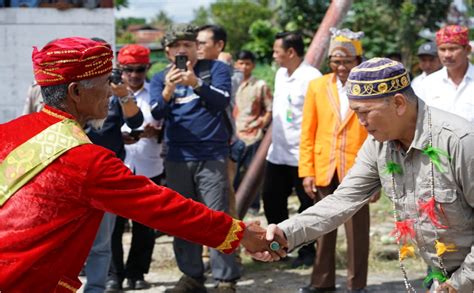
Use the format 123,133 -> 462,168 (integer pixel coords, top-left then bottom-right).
161,23 -> 197,47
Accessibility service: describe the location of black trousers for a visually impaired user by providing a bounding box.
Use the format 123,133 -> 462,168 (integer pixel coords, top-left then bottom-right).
262,161 -> 314,224
262,161 -> 315,257
109,174 -> 163,281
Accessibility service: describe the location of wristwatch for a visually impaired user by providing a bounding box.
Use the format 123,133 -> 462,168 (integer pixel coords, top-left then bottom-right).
118,94 -> 133,104
192,78 -> 203,91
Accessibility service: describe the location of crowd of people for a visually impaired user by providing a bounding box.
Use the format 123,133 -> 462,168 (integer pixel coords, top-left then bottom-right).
0,20 -> 472,293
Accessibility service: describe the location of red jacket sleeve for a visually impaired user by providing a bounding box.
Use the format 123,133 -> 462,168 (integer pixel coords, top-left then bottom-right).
82,147 -> 244,253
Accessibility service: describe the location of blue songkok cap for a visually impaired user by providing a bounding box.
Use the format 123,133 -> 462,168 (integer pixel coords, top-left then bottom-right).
347,57 -> 411,99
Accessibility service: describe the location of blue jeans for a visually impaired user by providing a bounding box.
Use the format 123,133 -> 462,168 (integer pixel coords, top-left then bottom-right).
84,212 -> 116,293
165,159 -> 241,281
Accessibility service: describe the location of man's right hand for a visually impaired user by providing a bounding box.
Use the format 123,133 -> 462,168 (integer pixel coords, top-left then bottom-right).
110,82 -> 129,98
303,176 -> 317,200
248,224 -> 288,262
240,221 -> 288,261
163,65 -> 182,102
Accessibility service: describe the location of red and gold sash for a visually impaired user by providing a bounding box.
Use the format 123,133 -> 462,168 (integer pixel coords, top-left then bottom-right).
0,119 -> 90,206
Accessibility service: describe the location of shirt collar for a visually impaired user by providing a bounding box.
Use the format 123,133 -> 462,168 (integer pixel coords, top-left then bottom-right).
133,81 -> 149,97
388,99 -> 430,152
41,104 -> 76,121
282,61 -> 308,81
465,62 -> 474,81
241,76 -> 256,87
440,62 -> 474,83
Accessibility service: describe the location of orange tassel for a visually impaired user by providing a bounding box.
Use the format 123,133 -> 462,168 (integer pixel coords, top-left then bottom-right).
390,219 -> 415,244
400,244 -> 415,260
418,197 -> 448,229
435,240 -> 457,256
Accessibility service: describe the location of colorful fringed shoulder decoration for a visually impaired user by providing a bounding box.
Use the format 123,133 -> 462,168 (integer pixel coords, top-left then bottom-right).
385,109 -> 455,292
422,146 -> 451,173
384,161 -> 403,175
423,269 -> 448,288
418,197 -> 448,229
435,240 -> 457,257
390,219 -> 415,243
400,244 -> 415,260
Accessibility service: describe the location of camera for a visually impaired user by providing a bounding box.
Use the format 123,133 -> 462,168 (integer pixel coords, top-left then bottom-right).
175,55 -> 188,71
109,68 -> 123,84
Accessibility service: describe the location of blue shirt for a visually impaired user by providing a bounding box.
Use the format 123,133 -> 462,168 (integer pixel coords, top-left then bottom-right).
150,60 -> 231,161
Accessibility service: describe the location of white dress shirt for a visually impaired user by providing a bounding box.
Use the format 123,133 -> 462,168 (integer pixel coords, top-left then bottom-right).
411,71 -> 427,96
418,63 -> 474,123
337,78 -> 350,119
267,61 -> 322,166
122,82 -> 164,178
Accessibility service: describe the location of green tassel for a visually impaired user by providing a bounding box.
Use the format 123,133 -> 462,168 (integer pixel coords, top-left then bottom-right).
384,161 -> 403,175
423,269 -> 447,288
422,146 -> 451,173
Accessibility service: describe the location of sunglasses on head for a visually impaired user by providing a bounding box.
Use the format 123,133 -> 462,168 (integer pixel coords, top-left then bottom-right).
122,66 -> 147,74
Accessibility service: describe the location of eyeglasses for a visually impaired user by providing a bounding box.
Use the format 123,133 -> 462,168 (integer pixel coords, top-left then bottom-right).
329,59 -> 357,67
122,66 -> 147,74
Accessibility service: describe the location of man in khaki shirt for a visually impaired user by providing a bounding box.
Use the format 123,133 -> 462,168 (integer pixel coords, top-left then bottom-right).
257,58 -> 473,293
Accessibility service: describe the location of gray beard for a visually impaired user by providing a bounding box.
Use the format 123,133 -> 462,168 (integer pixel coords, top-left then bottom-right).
88,118 -> 106,130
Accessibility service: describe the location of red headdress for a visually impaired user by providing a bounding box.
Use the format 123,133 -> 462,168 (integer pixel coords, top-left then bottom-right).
32,37 -> 113,86
436,25 -> 469,46
117,44 -> 150,65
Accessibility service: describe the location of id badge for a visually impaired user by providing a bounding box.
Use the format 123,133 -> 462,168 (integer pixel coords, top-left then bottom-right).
286,108 -> 293,122
286,94 -> 293,122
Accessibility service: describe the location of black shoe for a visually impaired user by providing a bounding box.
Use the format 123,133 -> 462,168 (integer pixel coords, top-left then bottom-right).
127,278 -> 151,290
105,279 -> 122,292
127,278 -> 136,290
298,285 -> 336,293
135,279 -> 151,290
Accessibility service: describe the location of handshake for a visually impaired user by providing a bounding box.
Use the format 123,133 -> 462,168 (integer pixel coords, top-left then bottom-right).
240,222 -> 289,262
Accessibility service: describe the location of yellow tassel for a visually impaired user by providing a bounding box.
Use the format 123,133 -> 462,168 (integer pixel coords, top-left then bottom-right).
400,244 -> 415,260
435,240 -> 457,256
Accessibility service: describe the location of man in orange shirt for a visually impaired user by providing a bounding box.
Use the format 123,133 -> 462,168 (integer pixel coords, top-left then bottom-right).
298,28 -> 375,293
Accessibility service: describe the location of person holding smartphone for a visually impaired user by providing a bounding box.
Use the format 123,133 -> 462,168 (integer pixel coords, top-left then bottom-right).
149,24 -> 241,293
105,44 -> 164,291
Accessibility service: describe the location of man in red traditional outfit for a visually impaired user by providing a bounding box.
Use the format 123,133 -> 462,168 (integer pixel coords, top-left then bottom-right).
0,37 -> 285,293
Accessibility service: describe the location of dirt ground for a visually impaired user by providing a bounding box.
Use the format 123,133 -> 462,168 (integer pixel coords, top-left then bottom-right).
79,196 -> 428,292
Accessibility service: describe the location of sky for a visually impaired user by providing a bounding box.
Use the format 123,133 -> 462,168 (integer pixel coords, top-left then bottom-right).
115,0 -> 215,22
115,0 -> 470,24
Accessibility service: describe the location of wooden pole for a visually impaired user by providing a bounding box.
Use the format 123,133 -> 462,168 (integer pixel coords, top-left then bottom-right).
235,0 -> 353,219
235,125 -> 272,219
304,0 -> 353,68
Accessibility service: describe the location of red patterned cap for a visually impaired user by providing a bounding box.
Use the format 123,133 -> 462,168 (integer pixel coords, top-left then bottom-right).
118,44 -> 150,65
436,25 -> 469,46
32,37 -> 113,86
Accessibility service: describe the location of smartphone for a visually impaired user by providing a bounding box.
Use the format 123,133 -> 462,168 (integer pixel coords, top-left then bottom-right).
109,68 -> 123,84
175,55 -> 188,71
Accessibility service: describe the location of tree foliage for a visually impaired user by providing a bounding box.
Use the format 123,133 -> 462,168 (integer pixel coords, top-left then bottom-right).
191,6 -> 211,27
274,0 -> 329,37
243,20 -> 279,62
342,0 -> 452,67
151,11 -> 173,28
115,0 -> 128,10
210,0 -> 272,54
